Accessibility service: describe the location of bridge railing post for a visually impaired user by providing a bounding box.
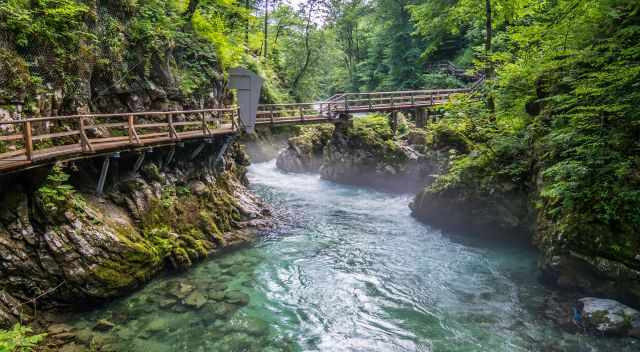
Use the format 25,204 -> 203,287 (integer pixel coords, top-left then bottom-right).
344,95 -> 349,112
168,114 -> 178,140
22,120 -> 33,161
128,115 -> 141,144
79,117 -> 93,153
368,94 -> 372,110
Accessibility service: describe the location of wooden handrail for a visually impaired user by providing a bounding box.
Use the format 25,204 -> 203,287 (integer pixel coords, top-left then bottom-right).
0,87 -> 472,173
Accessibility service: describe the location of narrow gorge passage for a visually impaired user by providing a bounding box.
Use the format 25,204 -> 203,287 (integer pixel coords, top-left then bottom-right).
66,160 -> 637,352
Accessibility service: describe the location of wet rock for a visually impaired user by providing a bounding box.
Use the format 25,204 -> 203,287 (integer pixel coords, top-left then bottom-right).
207,302 -> 238,318
209,282 -> 228,292
209,290 -> 226,301
60,342 -> 85,352
167,281 -> 195,300
47,323 -> 73,335
243,318 -> 269,336
159,297 -> 178,309
577,297 -> 640,336
144,318 -> 170,335
189,181 -> 208,196
131,337 -> 172,352
224,290 -> 250,306
73,328 -> 93,345
184,291 -> 208,309
93,319 -> 116,332
115,327 -> 136,341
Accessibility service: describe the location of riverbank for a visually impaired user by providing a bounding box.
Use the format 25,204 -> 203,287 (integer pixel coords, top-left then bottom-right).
53,159 -> 638,351
0,139 -> 271,350
275,113 -> 640,339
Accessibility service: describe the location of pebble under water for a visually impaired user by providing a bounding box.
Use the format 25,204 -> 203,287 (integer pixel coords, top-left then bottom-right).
68,160 -> 637,351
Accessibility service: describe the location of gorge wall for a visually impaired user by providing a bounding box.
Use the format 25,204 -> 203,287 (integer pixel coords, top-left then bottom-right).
276,114 -> 640,323
0,140 -> 269,329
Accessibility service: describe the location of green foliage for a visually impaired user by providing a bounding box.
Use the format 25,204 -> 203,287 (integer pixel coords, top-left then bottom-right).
0,323 -> 46,352
344,114 -> 407,164
36,165 -> 82,215
411,0 -> 640,262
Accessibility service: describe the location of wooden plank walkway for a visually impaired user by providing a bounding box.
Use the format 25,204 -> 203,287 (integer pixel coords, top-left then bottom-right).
0,88 -> 468,174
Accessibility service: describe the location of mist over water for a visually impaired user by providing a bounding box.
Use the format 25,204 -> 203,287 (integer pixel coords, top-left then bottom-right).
68,160 -> 637,351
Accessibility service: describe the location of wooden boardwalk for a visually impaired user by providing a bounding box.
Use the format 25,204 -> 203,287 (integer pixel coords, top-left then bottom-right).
0,88 -> 468,174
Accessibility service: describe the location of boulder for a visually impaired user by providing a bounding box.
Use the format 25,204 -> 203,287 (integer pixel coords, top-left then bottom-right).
94,319 -> 116,332
577,297 -> 640,337
224,290 -> 250,306
183,291 -> 208,309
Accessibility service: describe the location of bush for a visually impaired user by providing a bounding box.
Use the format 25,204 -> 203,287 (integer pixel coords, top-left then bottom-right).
36,165 -> 81,215
0,323 -> 46,352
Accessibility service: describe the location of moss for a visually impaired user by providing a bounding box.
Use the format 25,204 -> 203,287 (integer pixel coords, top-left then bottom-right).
141,163 -> 164,183
0,48 -> 32,101
426,123 -> 470,154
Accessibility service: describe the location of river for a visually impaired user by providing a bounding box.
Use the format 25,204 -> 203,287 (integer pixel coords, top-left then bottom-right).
68,160 -> 637,351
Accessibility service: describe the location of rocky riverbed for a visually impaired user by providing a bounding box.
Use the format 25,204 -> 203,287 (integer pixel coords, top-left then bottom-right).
275,114 -> 640,341
0,140 -> 271,340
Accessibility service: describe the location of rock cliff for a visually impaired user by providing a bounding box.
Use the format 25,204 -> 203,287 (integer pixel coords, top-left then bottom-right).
0,140 -> 269,328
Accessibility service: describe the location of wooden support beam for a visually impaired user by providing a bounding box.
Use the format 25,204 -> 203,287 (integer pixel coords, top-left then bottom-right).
164,147 -> 175,168
190,143 -> 206,160
23,120 -> 33,161
97,156 -> 110,195
390,111 -> 398,135
415,108 -> 426,129
133,152 -> 145,173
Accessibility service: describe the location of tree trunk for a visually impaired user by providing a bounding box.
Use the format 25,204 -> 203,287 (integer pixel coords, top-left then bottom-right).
485,0 -> 493,77
291,1 -> 315,95
263,0 -> 269,58
245,0 -> 250,47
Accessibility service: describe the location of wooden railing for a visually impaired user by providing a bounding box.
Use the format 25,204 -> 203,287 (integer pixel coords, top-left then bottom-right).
255,88 -> 468,125
328,88 -> 469,113
0,87 -> 475,173
0,108 -> 238,167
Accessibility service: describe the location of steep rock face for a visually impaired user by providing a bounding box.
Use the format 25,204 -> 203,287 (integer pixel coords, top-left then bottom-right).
276,117 -> 446,193
410,182 -> 532,238
0,141 -> 269,328
577,298 -> 640,337
276,124 -> 334,173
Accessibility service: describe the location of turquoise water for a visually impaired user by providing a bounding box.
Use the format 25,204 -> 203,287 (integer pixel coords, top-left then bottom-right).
69,160 -> 637,351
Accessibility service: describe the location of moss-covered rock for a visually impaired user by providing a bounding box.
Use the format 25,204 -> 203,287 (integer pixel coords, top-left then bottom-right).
0,141 -> 269,328
276,124 -> 335,173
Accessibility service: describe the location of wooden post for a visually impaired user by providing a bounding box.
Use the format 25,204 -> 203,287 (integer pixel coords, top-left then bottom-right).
23,120 -> 33,161
128,115 -> 140,144
96,156 -> 110,195
270,106 -> 275,124
344,95 -> 349,112
390,111 -> 398,135
133,152 -> 145,173
168,114 -> 178,139
368,94 -> 372,110
299,106 -> 304,122
415,108 -> 426,129
79,117 -> 94,152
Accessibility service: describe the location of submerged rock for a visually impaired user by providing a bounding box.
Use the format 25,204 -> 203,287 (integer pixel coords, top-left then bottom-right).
224,290 -> 250,306
578,297 -> 640,337
183,291 -> 208,309
93,319 -> 116,332
167,281 -> 195,300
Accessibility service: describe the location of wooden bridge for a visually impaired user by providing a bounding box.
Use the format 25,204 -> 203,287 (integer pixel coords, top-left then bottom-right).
0,88 -> 469,175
